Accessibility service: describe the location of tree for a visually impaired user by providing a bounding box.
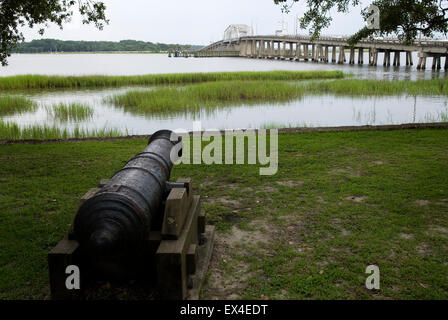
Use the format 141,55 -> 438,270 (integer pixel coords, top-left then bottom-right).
0,0 -> 108,65
274,0 -> 448,45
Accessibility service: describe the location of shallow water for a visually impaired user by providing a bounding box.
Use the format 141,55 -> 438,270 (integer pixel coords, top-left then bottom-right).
2,87 -> 447,134
1,53 -> 447,135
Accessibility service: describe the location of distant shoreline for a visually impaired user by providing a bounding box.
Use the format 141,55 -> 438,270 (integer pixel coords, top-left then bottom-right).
12,51 -> 169,55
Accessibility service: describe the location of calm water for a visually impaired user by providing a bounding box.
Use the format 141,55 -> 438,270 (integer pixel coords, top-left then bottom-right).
2,53 -> 448,80
1,53 -> 447,134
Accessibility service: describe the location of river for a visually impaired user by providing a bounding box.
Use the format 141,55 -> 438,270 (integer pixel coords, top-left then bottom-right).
1,53 -> 447,135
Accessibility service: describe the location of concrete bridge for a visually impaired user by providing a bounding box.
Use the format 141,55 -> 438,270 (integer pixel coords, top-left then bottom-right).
177,35 -> 448,70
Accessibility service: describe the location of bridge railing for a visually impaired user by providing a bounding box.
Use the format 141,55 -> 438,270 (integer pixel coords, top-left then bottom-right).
239,35 -> 448,48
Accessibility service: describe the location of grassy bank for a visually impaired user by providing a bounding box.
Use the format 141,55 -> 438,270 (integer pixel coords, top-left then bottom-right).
0,128 -> 447,299
0,70 -> 344,90
0,121 -> 125,140
0,96 -> 36,116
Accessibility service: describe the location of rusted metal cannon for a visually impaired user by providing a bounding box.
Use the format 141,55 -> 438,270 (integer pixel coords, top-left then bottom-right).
48,130 -> 215,300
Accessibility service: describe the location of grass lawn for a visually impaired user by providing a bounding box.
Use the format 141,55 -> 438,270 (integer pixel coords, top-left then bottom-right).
0,128 -> 447,299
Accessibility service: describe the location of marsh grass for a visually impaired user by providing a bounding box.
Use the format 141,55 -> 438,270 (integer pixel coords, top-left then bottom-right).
107,78 -> 448,116
0,70 -> 344,90
0,120 -> 125,140
106,81 -> 303,116
47,103 -> 94,122
304,78 -> 448,96
424,108 -> 448,122
0,96 -> 36,116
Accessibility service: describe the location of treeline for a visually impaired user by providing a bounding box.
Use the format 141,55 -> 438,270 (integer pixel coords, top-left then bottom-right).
13,39 -> 203,53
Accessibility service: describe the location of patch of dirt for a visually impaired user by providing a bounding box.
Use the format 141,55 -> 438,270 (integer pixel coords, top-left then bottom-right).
255,186 -> 277,194
219,198 -> 242,208
416,243 -> 434,256
200,180 -> 216,187
276,180 -> 304,188
372,161 -> 384,165
203,222 -> 275,299
428,225 -> 448,235
204,197 -> 242,208
415,200 -> 430,207
345,196 -> 368,203
330,167 -> 362,178
399,233 -> 415,240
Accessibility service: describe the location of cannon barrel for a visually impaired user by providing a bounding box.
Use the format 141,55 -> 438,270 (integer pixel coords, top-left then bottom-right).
73,130 -> 181,278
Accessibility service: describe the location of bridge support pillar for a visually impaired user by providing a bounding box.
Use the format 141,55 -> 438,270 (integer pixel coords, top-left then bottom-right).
349,48 -> 355,64
393,51 -> 400,66
358,48 -> 364,64
258,40 -> 264,58
295,43 -> 301,61
406,51 -> 413,66
332,46 -> 337,63
251,40 -> 256,58
338,46 -> 345,64
324,46 -> 329,63
304,44 -> 309,61
384,51 -> 391,66
445,56 -> 448,70
280,41 -> 286,60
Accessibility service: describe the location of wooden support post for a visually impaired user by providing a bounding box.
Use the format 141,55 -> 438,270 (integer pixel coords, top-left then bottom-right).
422,56 -> 427,69
358,48 -> 363,64
156,195 -> 200,300
432,56 -> 437,70
324,46 -> 329,62
304,44 -> 309,61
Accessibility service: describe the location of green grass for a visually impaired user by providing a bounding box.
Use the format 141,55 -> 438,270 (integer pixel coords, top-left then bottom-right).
0,120 -> 125,140
47,103 -> 94,122
106,78 -> 448,116
305,78 -> 448,96
0,95 -> 36,116
0,128 -> 447,299
0,70 -> 344,90
106,81 -> 303,115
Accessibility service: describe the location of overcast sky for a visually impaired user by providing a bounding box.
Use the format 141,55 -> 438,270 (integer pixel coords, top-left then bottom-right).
21,0 -> 367,45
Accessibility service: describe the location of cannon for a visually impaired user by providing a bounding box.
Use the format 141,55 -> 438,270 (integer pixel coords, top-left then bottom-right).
48,130 -> 215,300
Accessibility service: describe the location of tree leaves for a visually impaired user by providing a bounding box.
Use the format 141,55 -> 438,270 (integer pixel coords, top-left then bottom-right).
275,0 -> 448,45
